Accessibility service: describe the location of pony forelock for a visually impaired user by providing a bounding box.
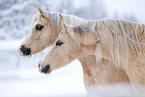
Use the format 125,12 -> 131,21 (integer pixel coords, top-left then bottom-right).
31,13 -> 40,26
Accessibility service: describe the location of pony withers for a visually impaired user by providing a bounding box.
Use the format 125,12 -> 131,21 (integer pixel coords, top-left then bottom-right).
39,19 -> 145,95
18,8 -> 130,96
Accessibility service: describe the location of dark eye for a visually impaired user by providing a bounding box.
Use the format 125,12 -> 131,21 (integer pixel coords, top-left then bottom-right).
56,40 -> 64,46
36,24 -> 44,31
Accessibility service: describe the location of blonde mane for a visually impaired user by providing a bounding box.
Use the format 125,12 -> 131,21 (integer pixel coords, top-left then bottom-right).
104,20 -> 145,67
74,19 -> 145,67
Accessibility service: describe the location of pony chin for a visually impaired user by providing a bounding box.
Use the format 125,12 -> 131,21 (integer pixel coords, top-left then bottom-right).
23,54 -> 32,58
18,48 -> 23,56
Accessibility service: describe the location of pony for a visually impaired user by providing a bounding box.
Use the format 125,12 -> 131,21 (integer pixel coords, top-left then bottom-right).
39,18 -> 145,95
18,8 -> 85,57
18,8 -> 130,96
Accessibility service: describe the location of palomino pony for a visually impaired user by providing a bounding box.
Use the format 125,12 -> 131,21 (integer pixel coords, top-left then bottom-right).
39,19 -> 145,95
18,8 -> 129,96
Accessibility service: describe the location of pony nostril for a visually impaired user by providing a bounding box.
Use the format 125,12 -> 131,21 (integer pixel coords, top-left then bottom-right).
20,45 -> 31,56
20,45 -> 24,52
21,45 -> 24,48
41,65 -> 50,74
23,48 -> 31,56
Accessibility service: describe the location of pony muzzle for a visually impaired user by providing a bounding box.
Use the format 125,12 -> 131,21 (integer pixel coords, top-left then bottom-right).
18,45 -> 31,57
41,65 -> 51,74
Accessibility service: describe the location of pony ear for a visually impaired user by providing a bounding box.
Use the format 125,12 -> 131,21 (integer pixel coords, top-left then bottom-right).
60,17 -> 74,34
38,8 -> 49,21
38,8 -> 45,15
61,21 -> 68,30
59,14 -> 63,23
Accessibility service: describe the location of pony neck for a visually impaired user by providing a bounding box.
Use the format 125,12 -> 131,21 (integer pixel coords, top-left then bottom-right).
98,23 -> 119,67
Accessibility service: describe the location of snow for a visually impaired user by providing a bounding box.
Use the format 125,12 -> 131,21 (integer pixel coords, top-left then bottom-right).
0,1 -> 31,16
104,0 -> 145,23
0,60 -> 86,97
73,0 -> 89,9
0,40 -> 22,50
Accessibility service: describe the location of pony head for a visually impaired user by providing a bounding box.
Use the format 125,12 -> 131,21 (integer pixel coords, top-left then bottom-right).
38,21 -> 97,74
18,8 -> 60,57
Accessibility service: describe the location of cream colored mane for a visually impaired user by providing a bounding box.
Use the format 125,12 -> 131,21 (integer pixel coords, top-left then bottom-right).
74,19 -> 145,67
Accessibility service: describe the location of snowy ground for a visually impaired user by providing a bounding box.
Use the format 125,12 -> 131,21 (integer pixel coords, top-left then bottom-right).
0,59 -> 86,97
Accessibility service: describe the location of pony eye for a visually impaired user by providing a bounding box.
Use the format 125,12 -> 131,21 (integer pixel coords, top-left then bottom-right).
36,24 -> 44,31
56,40 -> 64,46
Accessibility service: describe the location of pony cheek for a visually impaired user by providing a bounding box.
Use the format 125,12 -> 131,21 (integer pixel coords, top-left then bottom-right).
30,45 -> 45,55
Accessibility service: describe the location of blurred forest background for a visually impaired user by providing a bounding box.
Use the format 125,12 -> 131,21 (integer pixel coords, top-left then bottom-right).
0,0 -> 140,70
